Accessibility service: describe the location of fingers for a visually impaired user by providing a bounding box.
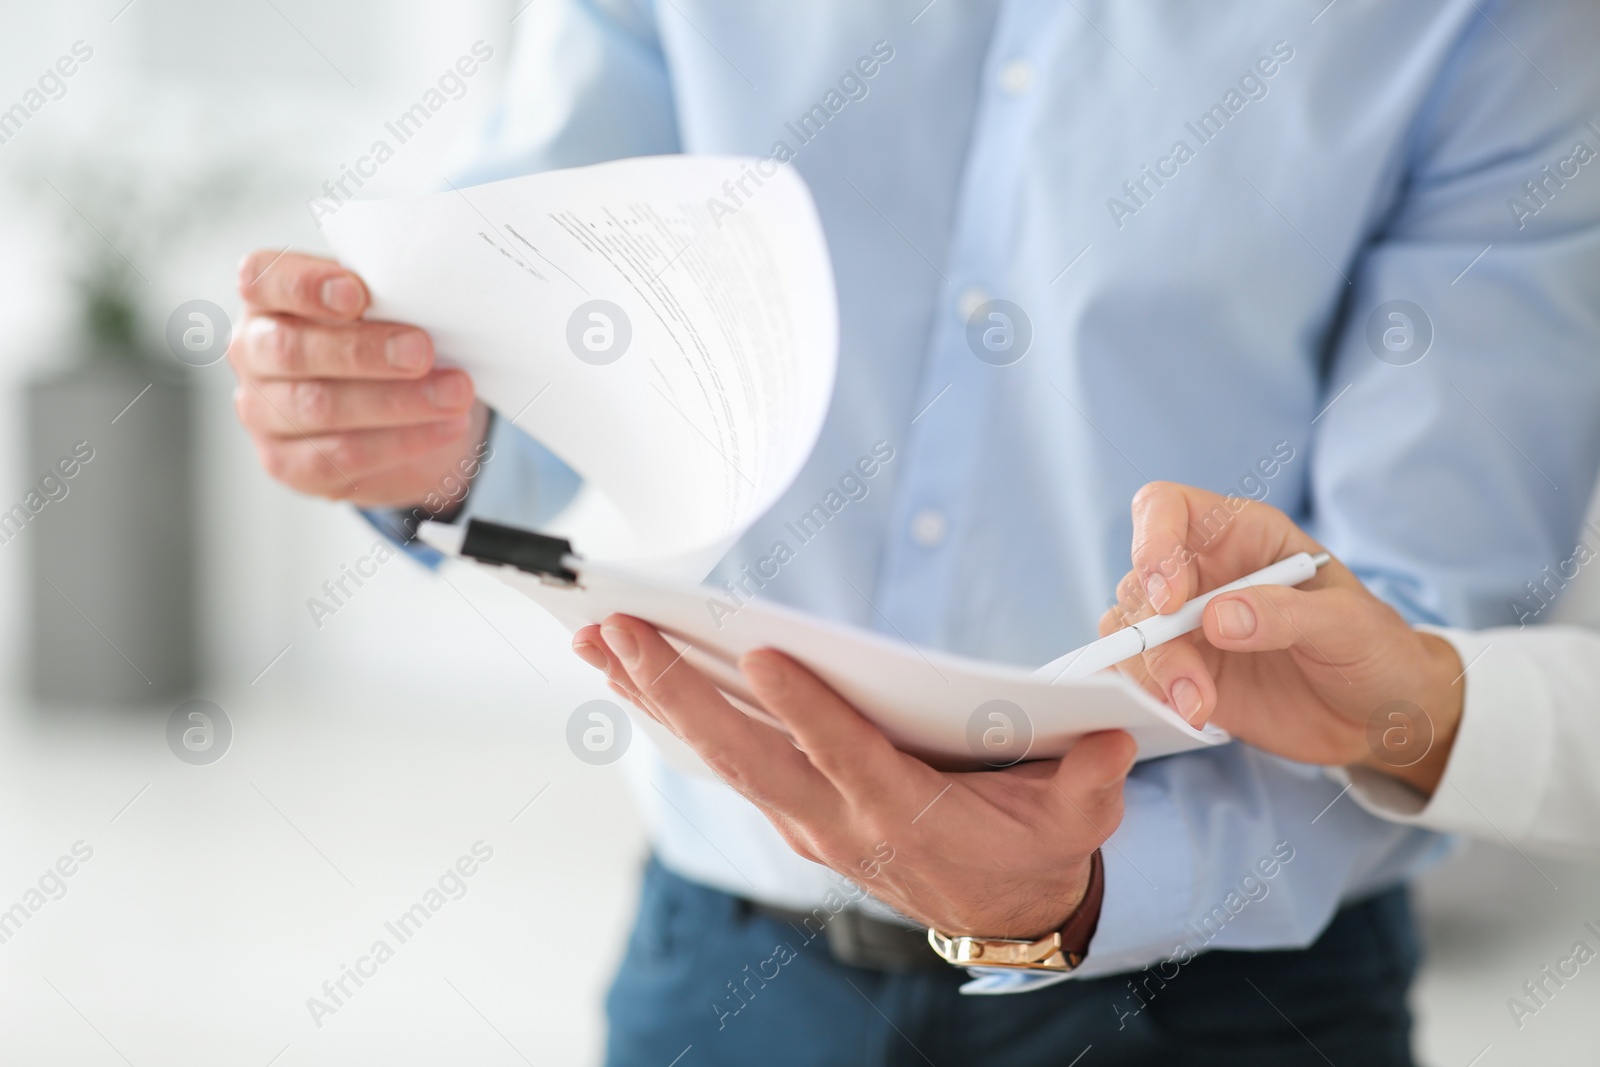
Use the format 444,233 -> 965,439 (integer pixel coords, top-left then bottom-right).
593,615 -> 836,818
1131,635 -> 1218,726
572,624 -> 654,718
1098,603 -> 1131,638
246,417 -> 471,498
571,625 -> 610,672
236,371 -> 474,435
330,434 -> 486,508
740,648 -> 924,808
1125,481 -> 1326,614
573,627 -> 829,863
230,250 -> 496,512
1129,585 -> 1390,729
1106,588 -> 1219,726
232,315 -> 435,381
1202,584 -> 1379,664
1129,481 -> 1200,613
1111,569 -> 1154,626
238,251 -> 368,321
1050,730 -> 1137,834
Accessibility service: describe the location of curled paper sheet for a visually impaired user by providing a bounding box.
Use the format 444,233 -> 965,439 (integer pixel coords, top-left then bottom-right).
321,156 -> 838,580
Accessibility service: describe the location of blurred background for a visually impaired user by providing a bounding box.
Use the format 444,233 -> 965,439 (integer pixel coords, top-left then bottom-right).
0,2 -> 1596,1064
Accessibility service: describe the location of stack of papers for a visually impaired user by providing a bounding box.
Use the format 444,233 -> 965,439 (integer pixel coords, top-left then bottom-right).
322,157 -> 1226,769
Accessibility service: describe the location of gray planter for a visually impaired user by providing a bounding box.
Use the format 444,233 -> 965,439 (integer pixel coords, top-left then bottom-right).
26,365 -> 197,704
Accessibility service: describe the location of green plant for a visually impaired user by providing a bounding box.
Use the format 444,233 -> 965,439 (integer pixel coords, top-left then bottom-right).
22,128 -> 269,365
76,256 -> 147,361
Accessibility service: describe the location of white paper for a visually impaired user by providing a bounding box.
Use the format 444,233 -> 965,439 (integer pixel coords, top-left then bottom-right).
320,156 -> 838,578
415,529 -> 1230,773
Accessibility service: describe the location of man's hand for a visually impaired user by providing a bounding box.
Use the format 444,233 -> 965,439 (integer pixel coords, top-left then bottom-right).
572,615 -> 1136,940
230,250 -> 489,512
1105,481 -> 1465,795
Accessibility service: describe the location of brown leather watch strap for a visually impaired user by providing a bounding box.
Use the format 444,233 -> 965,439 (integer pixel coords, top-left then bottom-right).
1056,848 -> 1105,962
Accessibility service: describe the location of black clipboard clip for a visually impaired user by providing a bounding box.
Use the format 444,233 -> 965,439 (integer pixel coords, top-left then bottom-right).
454,518 -> 581,586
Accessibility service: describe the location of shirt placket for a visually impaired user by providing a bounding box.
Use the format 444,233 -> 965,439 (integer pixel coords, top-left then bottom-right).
871,0 -> 1054,646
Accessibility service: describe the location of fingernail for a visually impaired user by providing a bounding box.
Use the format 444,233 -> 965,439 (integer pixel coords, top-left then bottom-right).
1144,572 -> 1170,611
1214,599 -> 1257,640
424,372 -> 470,409
742,654 -> 785,694
386,330 -> 429,371
1171,678 -> 1202,722
602,624 -> 639,668
572,639 -> 606,672
320,275 -> 362,316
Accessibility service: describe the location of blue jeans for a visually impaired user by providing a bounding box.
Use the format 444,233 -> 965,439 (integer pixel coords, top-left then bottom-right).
604,857 -> 1419,1067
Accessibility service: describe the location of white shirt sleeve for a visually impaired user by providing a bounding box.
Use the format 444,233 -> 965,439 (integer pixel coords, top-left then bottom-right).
1341,625 -> 1600,855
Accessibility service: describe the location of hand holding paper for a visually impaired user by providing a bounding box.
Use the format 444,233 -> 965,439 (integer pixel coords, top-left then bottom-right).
575,611 -> 1136,943
322,155 -> 837,577
335,158 -> 1226,772
229,249 -> 487,511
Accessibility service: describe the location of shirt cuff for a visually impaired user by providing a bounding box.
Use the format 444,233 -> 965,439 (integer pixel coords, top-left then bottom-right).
459,411 -> 582,529
361,411 -> 583,562
1058,772 -> 1194,981
1341,626 -> 1555,842
959,967 -> 1077,995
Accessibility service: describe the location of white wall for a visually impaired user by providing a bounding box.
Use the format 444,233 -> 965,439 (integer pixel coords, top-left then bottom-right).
0,0 -> 530,699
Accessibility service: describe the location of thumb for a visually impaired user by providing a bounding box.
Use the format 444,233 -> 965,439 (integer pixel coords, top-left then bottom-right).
1052,730 -> 1138,830
1202,585 -> 1377,665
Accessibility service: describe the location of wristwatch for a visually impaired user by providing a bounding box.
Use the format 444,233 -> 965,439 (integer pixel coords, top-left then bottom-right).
926,849 -> 1104,972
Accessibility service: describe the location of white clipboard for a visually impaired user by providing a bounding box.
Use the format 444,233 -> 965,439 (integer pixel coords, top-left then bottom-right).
422,519 -> 1230,773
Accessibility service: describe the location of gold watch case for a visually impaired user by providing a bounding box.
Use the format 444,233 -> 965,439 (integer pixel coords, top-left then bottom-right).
926,928 -> 1082,972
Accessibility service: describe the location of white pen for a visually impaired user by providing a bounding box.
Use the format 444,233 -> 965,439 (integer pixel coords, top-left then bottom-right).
1034,551 -> 1332,683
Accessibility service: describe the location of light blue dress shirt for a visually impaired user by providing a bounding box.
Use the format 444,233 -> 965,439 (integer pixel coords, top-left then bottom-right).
432,0 -> 1600,982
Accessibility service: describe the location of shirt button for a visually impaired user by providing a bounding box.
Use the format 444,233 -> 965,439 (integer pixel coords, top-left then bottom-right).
910,509 -> 949,547
957,287 -> 990,321
998,58 -> 1035,96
